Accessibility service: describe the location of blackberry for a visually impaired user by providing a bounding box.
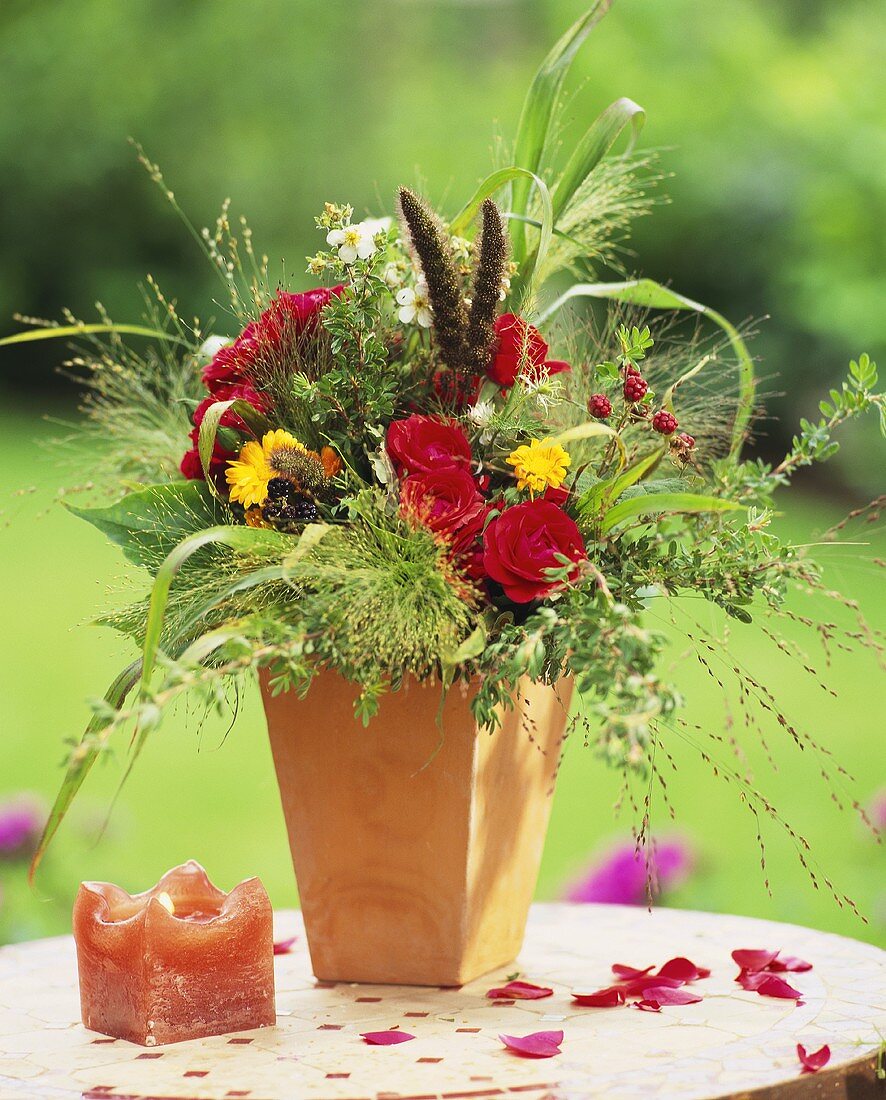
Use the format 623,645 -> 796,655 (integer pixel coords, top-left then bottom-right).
623,374 -> 648,403
587,393 -> 612,420
267,477 -> 294,501
274,496 -> 320,532
652,409 -> 679,435
261,498 -> 286,522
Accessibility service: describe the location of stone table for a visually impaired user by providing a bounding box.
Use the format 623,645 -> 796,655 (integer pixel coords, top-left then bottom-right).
0,903 -> 883,1099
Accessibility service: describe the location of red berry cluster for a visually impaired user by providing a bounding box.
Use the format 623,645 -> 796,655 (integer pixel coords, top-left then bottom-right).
652,409 -> 679,435
623,374 -> 648,403
588,393 -> 612,420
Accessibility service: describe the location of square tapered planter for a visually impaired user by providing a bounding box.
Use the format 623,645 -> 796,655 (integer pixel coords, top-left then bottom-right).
261,669 -> 572,986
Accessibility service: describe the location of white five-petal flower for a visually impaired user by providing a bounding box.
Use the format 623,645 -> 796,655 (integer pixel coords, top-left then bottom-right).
326,221 -> 379,264
198,334 -> 230,362
396,278 -> 433,327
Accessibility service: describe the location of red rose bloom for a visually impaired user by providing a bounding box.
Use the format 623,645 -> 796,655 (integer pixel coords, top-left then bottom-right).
180,382 -> 272,488
400,467 -> 489,556
488,313 -> 571,388
203,285 -> 343,393
387,414 -> 472,475
179,439 -> 231,493
483,498 -> 586,603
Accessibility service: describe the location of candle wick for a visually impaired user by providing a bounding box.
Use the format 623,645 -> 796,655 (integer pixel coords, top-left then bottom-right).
156,891 -> 175,915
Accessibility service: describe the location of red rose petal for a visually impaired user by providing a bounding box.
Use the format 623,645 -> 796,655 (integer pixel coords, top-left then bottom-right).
499,1030 -> 563,1058
770,955 -> 813,973
639,986 -> 703,1006
657,956 -> 711,982
750,974 -> 803,1000
797,1043 -> 831,1074
273,936 -> 297,955
732,948 -> 781,973
612,963 -> 655,980
486,980 -> 554,1001
572,986 -> 626,1008
634,999 -> 662,1012
619,974 -> 685,997
360,1030 -> 415,1046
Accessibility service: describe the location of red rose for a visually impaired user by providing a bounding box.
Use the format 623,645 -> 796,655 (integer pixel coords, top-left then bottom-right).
179,439 -> 231,493
387,414 -> 472,475
400,467 -> 489,555
202,285 -> 343,393
488,313 -> 571,388
483,499 -> 586,603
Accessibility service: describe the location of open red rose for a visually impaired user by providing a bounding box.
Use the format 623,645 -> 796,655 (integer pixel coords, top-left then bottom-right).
386,414 -> 472,475
483,498 -> 586,603
400,467 -> 488,553
203,285 -> 343,393
179,439 -> 231,493
488,313 -> 571,388
192,383 -> 272,433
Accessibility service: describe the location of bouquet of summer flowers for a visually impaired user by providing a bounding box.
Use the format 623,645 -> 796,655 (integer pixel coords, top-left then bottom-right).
6,3 -> 882,890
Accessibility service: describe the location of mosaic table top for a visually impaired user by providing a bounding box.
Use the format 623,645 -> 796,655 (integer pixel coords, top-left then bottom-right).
0,902 -> 883,1100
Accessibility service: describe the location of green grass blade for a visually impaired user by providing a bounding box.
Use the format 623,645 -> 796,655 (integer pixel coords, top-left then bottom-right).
197,399 -> 271,494
536,279 -> 755,459
0,323 -> 190,348
450,167 -> 553,303
601,491 -> 742,533
550,420 -> 626,468
511,1 -> 612,261
553,97 -> 645,221
29,659 -> 142,882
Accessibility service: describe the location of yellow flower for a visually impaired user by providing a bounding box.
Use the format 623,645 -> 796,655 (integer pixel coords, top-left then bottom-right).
506,438 -> 571,496
226,428 -> 304,507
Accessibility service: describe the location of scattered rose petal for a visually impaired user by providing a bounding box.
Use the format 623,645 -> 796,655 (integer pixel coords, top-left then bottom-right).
612,963 -> 655,980
732,949 -> 781,973
736,971 -> 770,991
273,936 -> 297,955
499,1030 -> 563,1058
486,980 -> 553,1001
635,999 -> 662,1012
638,986 -> 703,1006
797,1043 -> 831,1074
769,955 -> 812,973
360,1030 -> 415,1045
743,974 -> 803,1000
657,956 -> 710,982
572,987 -> 625,1008
619,974 -> 685,997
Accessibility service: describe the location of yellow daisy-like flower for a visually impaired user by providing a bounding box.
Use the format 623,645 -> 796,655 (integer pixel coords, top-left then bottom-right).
506,438 -> 571,496
226,428 -> 305,508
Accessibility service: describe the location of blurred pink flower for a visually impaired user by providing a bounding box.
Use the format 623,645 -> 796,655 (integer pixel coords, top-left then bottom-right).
870,789 -> 886,832
0,795 -> 45,860
563,837 -> 695,905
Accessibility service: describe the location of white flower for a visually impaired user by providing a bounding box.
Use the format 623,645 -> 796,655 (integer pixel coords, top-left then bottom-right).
326,221 -> 378,264
396,278 -> 433,327
198,335 -> 230,362
499,274 -> 511,301
361,216 -> 392,237
518,367 -> 562,411
467,399 -> 495,429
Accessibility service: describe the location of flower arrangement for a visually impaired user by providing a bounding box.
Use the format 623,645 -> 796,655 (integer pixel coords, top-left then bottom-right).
6,3 -> 883,887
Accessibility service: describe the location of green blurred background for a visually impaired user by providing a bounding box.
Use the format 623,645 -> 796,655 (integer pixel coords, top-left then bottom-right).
0,0 -> 883,946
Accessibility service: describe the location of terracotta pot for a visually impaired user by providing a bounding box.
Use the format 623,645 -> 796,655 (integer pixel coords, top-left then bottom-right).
260,669 -> 572,986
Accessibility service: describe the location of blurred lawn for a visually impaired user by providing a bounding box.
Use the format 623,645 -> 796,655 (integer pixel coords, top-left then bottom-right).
1,400 -> 882,946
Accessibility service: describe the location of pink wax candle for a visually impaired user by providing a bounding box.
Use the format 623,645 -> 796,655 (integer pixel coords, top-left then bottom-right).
73,860 -> 275,1046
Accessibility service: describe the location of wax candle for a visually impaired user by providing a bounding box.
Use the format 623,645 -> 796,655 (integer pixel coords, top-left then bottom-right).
73,860 -> 275,1046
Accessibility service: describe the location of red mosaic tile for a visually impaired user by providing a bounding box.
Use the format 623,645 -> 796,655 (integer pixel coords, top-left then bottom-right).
184,1070 -> 210,1077
136,1051 -> 164,1059
456,1027 -> 482,1033
228,1037 -> 254,1045
417,1056 -> 444,1063
404,1010 -> 430,1017
355,996 -> 383,1002
318,1023 -> 344,1030
326,1072 -> 351,1079
90,1039 -> 117,1045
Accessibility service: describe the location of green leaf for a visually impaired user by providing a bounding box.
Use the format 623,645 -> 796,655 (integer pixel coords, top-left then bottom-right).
620,476 -> 694,500
601,492 -> 742,533
197,399 -> 271,495
447,623 -> 487,665
536,279 -> 755,460
510,1 -> 612,261
576,447 -> 664,515
29,659 -> 142,882
553,97 -> 645,221
67,481 -> 228,568
0,323 -> 189,348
